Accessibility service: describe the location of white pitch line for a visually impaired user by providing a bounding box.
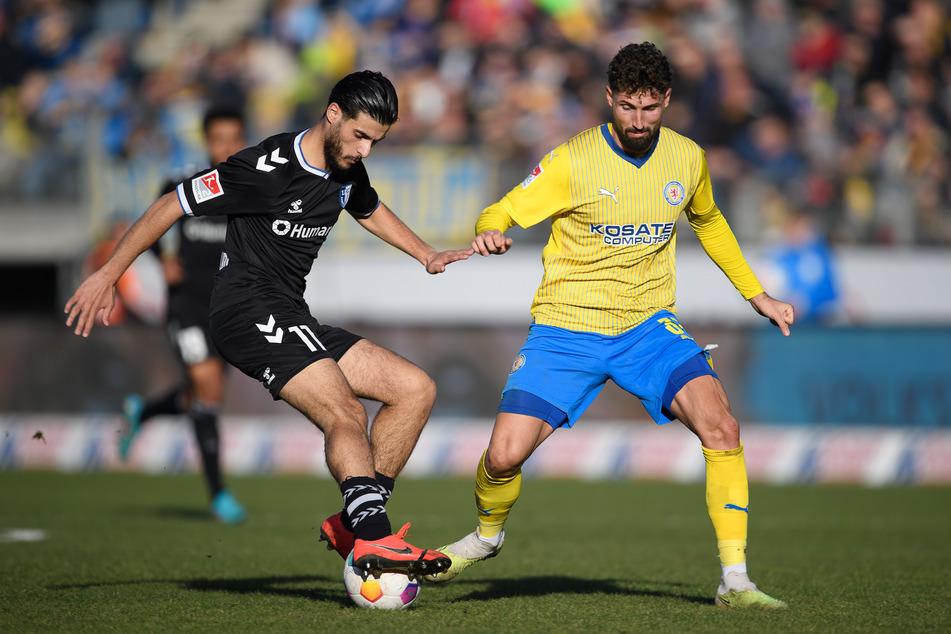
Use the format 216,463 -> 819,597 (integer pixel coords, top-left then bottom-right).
0,528 -> 48,543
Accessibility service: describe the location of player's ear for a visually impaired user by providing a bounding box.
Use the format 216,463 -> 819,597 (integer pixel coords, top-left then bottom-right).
326,102 -> 340,123
605,86 -> 614,108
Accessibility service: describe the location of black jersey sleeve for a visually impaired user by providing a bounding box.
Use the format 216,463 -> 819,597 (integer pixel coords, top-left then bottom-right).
175,146 -> 277,218
341,161 -> 381,219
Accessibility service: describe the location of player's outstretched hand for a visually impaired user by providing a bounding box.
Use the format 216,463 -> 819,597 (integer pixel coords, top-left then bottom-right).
64,269 -> 118,337
471,230 -> 513,256
749,292 -> 795,336
426,247 -> 475,274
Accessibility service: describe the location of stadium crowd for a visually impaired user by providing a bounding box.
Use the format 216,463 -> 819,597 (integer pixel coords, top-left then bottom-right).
1,0 -> 950,245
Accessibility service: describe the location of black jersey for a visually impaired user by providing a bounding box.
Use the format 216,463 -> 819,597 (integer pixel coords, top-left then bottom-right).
158,178 -> 228,306
175,129 -> 380,314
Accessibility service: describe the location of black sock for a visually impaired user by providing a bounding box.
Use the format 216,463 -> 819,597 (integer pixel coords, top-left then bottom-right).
375,471 -> 395,504
142,389 -> 185,423
341,472 -> 395,531
189,400 -> 223,499
340,476 -> 391,541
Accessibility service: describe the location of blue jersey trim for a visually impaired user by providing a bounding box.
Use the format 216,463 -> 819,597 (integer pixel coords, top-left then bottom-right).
499,389 -> 569,429
661,352 -> 718,417
294,129 -> 330,179
600,123 -> 658,167
176,182 -> 193,216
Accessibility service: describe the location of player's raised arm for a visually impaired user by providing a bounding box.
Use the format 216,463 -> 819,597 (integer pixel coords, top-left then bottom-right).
65,192 -> 185,337
355,202 -> 473,274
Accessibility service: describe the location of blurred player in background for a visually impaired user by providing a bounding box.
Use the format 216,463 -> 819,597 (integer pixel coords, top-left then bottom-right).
426,43 -> 793,609
65,71 -> 470,577
119,105 -> 248,525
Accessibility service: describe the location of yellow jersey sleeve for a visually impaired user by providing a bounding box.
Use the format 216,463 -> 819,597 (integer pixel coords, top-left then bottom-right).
474,203 -> 517,234
475,146 -> 573,233
686,156 -> 764,300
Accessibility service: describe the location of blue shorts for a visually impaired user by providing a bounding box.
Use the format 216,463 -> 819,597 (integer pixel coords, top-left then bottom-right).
499,311 -> 717,428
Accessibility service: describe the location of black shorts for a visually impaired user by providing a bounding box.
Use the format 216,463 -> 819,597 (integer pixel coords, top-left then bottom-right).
208,293 -> 362,400
167,295 -> 223,366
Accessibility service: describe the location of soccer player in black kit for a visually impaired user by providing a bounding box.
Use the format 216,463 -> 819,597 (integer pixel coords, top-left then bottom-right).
119,105 -> 248,525
66,71 -> 471,576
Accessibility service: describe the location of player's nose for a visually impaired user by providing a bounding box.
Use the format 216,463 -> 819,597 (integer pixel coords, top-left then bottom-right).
356,139 -> 372,158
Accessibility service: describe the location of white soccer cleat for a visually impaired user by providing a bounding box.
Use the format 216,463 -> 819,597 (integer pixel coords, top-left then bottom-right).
423,529 -> 504,583
715,571 -> 788,609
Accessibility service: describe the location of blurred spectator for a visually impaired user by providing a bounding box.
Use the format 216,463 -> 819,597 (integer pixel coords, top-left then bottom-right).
762,209 -> 843,324
1,0 -> 951,247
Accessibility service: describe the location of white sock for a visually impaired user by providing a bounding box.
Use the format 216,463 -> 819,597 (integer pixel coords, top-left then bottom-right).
722,563 -> 748,578
476,529 -> 502,548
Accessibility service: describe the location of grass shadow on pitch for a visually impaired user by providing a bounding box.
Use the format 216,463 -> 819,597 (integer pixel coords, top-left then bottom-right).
436,575 -> 710,606
51,574 -> 352,606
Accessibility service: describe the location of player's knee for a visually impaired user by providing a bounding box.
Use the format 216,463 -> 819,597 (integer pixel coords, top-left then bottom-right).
700,411 -> 740,448
399,367 -> 437,409
303,395 -> 368,434
484,445 -> 524,479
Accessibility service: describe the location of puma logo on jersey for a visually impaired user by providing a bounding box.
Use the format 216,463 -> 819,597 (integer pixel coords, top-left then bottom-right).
597,186 -> 619,203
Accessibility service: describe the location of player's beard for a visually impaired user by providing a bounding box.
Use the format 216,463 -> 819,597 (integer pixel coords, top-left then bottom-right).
615,121 -> 659,157
323,121 -> 361,172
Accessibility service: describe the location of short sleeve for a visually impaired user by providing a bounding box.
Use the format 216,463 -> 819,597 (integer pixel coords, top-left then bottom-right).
176,148 -> 273,217
340,161 -> 380,219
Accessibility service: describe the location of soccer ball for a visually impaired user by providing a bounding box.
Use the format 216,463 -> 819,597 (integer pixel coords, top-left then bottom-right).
343,551 -> 420,610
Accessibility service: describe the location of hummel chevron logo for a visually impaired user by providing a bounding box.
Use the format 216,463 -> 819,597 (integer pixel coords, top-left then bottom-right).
256,148 -> 289,172
255,314 -> 284,343
598,186 -> 619,203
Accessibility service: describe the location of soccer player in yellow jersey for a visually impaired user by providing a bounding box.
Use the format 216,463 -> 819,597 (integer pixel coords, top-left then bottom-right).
425,42 -> 793,609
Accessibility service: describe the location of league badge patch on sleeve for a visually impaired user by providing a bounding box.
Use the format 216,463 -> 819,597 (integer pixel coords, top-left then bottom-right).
192,170 -> 224,203
521,163 -> 543,189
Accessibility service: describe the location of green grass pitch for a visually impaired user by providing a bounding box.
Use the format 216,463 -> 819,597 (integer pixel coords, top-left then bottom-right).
1,471 -> 949,632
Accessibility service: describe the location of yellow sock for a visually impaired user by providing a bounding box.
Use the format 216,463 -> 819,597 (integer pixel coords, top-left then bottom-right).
474,451 -> 522,538
702,443 -> 749,568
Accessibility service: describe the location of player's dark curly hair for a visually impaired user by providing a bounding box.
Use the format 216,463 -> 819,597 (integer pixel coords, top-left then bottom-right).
202,103 -> 245,135
607,42 -> 673,97
328,70 -> 399,126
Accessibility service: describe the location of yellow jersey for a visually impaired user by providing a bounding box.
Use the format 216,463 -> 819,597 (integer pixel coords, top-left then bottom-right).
477,124 -> 764,335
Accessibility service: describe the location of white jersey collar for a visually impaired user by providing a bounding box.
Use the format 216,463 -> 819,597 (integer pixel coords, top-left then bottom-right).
294,129 -> 330,179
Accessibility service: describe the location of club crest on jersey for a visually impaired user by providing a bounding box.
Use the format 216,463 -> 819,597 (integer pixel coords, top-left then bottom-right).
192,170 -> 224,203
510,354 -> 526,374
339,184 -> 352,208
663,181 -> 685,205
521,163 -> 543,189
